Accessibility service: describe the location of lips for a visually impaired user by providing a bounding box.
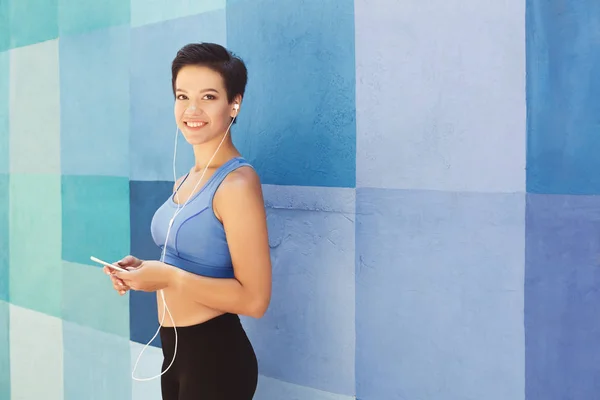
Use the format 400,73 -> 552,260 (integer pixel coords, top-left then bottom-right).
185,121 -> 207,128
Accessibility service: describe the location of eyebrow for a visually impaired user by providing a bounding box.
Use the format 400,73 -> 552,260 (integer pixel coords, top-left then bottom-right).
175,88 -> 220,94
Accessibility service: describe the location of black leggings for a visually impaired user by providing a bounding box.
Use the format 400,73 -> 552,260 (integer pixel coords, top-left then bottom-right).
159,313 -> 258,399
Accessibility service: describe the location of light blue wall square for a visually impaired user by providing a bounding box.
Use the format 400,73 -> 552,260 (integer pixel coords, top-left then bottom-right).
356,188 -> 525,400
58,0 -> 129,36
129,11 -> 226,181
526,0 -> 600,195
131,0 -> 225,28
226,0 -> 356,188
63,321 -> 131,400
9,0 -> 58,48
241,185 -> 355,395
59,26 -> 130,177
354,0 -> 526,192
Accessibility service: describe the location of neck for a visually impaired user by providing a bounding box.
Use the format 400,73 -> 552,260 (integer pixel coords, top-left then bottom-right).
191,135 -> 239,172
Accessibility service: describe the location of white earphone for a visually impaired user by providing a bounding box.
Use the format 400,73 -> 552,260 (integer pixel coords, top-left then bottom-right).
130,101 -> 239,382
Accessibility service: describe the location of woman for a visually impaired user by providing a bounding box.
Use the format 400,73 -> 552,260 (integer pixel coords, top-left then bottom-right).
103,43 -> 272,399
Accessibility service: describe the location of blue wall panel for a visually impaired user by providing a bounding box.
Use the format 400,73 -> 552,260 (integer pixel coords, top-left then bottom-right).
242,186 -> 355,395
59,26 -> 130,177
526,0 -> 600,195
356,188 -> 525,400
63,321 -> 131,400
354,0 -> 526,193
525,194 -> 600,399
129,11 -> 226,182
226,0 -> 356,188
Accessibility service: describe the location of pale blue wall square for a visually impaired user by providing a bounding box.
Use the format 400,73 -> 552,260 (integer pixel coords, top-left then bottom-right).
63,321 -> 131,400
0,301 -> 9,400
0,174 -> 8,302
58,0 -> 129,36
131,0 -> 225,27
10,305 -> 64,399
355,0 -> 526,192
129,11 -> 226,181
227,0 -> 356,188
9,40 -> 61,174
356,188 -> 525,400
241,185 -> 355,396
59,26 -> 130,177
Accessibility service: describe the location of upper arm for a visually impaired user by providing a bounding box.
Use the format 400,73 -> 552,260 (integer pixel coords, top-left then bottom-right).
213,167 -> 272,314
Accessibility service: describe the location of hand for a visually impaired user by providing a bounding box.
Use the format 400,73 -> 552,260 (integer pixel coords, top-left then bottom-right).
114,260 -> 176,293
103,256 -> 143,295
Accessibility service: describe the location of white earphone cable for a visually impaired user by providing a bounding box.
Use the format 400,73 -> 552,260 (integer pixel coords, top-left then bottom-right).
131,107 -> 238,381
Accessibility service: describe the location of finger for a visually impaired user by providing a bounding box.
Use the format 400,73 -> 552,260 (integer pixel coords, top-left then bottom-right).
118,255 -> 136,267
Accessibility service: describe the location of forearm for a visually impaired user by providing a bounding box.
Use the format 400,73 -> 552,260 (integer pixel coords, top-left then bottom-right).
167,265 -> 265,318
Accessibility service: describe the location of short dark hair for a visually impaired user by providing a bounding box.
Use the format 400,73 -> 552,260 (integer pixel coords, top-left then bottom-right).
171,43 -> 248,104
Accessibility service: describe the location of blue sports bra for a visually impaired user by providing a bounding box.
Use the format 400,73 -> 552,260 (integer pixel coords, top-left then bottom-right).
150,157 -> 252,278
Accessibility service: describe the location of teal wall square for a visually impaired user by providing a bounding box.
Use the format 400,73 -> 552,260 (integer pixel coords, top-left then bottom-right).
130,0 -> 224,27
9,0 -> 58,48
9,174 -> 62,318
61,175 -> 130,265
0,174 -> 8,302
0,301 -> 9,400
0,2 -> 8,52
63,321 -> 131,400
58,0 -> 130,36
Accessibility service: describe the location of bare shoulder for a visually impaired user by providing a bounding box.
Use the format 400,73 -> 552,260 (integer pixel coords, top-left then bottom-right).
219,166 -> 262,197
213,166 -> 264,218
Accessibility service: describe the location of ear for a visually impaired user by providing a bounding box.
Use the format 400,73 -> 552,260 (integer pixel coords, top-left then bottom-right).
230,95 -> 243,117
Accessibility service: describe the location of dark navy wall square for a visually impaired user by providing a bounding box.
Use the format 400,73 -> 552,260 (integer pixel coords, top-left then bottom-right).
129,180 -> 173,347
226,0 -> 356,188
526,0 -> 600,195
525,193 -> 600,400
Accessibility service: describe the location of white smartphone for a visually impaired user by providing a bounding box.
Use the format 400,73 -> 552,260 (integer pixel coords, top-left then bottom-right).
90,256 -> 127,272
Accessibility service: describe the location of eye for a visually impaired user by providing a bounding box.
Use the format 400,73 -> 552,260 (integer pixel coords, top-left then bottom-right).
176,94 -> 188,100
203,94 -> 216,100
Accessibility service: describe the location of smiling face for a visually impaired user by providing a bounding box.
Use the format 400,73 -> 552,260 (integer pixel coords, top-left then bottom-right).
173,65 -> 240,145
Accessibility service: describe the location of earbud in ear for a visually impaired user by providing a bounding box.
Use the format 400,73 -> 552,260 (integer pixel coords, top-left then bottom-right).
233,103 -> 239,111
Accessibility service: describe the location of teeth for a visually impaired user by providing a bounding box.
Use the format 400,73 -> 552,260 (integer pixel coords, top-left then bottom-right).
186,122 -> 205,128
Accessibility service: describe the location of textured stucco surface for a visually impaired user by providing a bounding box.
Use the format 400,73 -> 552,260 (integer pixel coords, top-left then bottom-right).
1,0 -> 599,399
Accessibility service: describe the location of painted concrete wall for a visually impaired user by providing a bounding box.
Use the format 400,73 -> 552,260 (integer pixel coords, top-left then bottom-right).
0,0 -> 599,399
